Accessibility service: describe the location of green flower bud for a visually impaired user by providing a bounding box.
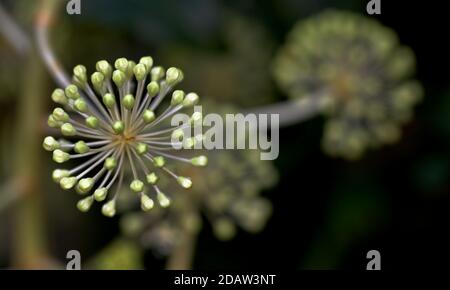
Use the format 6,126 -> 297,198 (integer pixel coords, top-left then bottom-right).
171,90 -> 185,106
91,72 -> 105,91
51,88 -> 68,105
139,56 -> 153,70
191,155 -> 208,166
48,115 -> 60,128
143,110 -> 155,123
130,179 -> 144,193
140,194 -> 154,211
73,65 -> 87,85
102,200 -> 116,217
126,61 -> 136,78
74,98 -> 88,113
153,156 -> 165,168
183,137 -> 196,149
171,128 -> 184,140
52,169 -> 70,183
146,81 -> 159,97
166,67 -> 183,85
61,123 -> 76,136
190,111 -> 202,125
112,70 -> 127,87
77,196 -> 94,212
177,176 -> 192,189
102,93 -> 116,109
146,172 -> 159,185
43,136 -> 60,151
52,107 -> 69,122
53,149 -> 70,163
157,191 -> 171,208
74,141 -> 90,154
133,63 -> 147,81
122,94 -> 135,110
96,60 -> 112,78
135,143 -> 148,155
65,84 -> 80,99
76,178 -> 94,194
104,157 -> 117,170
112,121 -> 124,134
94,187 -> 108,202
114,57 -> 129,72
60,177 -> 77,190
85,116 -> 99,129
182,92 -> 199,107
151,66 -> 165,82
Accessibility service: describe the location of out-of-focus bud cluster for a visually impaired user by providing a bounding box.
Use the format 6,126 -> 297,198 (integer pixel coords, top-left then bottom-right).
88,238 -> 143,270
274,10 -> 423,159
120,102 -> 278,255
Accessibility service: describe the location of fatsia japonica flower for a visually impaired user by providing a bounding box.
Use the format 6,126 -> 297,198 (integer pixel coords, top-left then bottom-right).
43,56 -> 208,217
274,10 -> 423,159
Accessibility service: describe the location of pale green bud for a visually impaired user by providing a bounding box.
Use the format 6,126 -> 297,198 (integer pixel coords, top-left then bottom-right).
48,115 -> 60,128
102,93 -> 116,109
114,57 -> 129,72
143,110 -> 155,123
139,56 -> 153,70
157,191 -> 171,208
96,60 -> 112,78
102,200 -> 116,217
133,63 -> 147,81
146,81 -> 159,97
112,70 -> 127,87
104,157 -> 117,170
140,194 -> 154,211
135,143 -> 148,155
52,107 -> 69,122
85,116 -> 100,129
43,136 -> 60,151
182,92 -> 199,107
146,172 -> 158,185
51,88 -> 68,105
191,155 -> 208,166
166,67 -> 183,85
122,94 -> 135,110
74,98 -> 88,113
151,66 -> 165,82
77,196 -> 94,212
73,65 -> 87,85
94,187 -> 108,202
52,169 -> 70,183
76,178 -> 94,194
177,176 -> 192,189
171,128 -> 184,140
61,123 -> 76,136
65,84 -> 80,99
60,177 -> 77,190
130,179 -> 144,193
171,90 -> 185,105
74,141 -> 90,154
153,156 -> 165,168
53,149 -> 70,163
91,72 -> 105,91
112,121 -> 124,134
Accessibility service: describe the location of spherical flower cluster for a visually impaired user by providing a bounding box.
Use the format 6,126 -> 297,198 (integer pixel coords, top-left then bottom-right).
43,56 -> 207,217
273,10 -> 423,159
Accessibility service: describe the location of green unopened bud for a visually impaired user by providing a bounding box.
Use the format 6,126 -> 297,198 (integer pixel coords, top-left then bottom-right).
191,155 -> 208,166
53,149 -> 70,163
102,200 -> 116,217
73,65 -> 87,85
114,57 -> 129,72
143,110 -> 155,123
48,115 -> 60,128
52,107 -> 69,122
65,84 -> 80,99
96,60 -> 112,78
76,178 -> 94,194
74,141 -> 90,154
146,81 -> 159,97
112,70 -> 127,87
183,137 -> 196,149
140,194 -> 154,211
139,56 -> 153,70
102,93 -> 116,109
91,72 -> 105,91
61,123 -> 76,136
74,98 -> 88,113
104,157 -> 117,170
135,143 -> 148,155
166,67 -> 183,85
130,179 -> 144,193
182,92 -> 199,107
146,172 -> 159,184
60,177 -> 77,190
151,66 -> 165,82
157,191 -> 171,208
86,116 -> 99,129
122,94 -> 135,110
112,121 -> 124,134
126,61 -> 136,77
94,187 -> 108,201
133,63 -> 147,81
190,111 -> 202,125
51,88 -> 68,105
43,136 -> 60,151
153,156 -> 165,168
77,196 -> 94,212
171,128 -> 184,140
52,169 -> 70,183
171,90 -> 185,105
177,176 -> 192,189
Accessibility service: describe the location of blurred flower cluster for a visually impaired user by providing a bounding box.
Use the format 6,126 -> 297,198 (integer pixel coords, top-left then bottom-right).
274,10 -> 423,159
120,101 -> 278,255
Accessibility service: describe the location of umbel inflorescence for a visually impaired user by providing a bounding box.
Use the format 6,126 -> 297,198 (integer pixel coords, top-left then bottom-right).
43,56 -> 207,217
274,10 -> 423,159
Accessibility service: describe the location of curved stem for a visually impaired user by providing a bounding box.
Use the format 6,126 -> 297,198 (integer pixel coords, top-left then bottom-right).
35,0 -> 70,88
244,91 -> 330,128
